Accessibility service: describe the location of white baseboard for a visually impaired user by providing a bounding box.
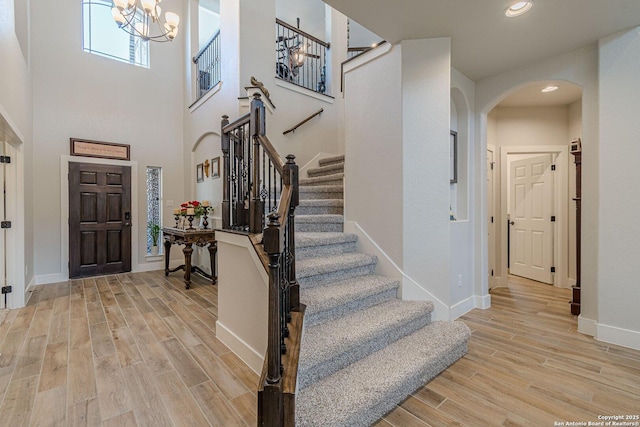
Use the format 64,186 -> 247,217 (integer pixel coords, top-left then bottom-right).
474,294 -> 492,310
450,297 -> 476,319
133,261 -> 165,273
35,273 -> 67,285
567,278 -> 577,287
450,294 -> 492,319
25,276 -> 36,305
216,320 -> 264,375
596,322 -> 640,350
578,315 -> 597,337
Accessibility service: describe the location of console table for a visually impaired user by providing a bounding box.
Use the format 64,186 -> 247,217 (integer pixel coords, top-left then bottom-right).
162,227 -> 217,289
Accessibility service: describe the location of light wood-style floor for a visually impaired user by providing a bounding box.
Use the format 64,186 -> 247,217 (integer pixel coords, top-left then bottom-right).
0,271 -> 257,426
376,276 -> 640,427
1,272 -> 639,426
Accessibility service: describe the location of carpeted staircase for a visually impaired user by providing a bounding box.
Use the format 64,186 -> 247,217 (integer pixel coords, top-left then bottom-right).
293,155 -> 471,427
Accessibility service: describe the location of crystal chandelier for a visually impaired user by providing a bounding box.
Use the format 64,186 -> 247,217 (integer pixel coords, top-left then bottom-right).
111,0 -> 180,42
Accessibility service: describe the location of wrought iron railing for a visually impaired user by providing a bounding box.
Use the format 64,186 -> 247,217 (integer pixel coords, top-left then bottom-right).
193,30 -> 221,100
222,94 -> 300,426
275,18 -> 330,95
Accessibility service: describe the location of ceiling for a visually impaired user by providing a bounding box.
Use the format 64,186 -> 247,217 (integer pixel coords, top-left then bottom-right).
497,81 -> 582,107
324,0 -> 640,82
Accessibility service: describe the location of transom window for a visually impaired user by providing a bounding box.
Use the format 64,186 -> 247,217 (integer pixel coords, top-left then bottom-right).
82,0 -> 149,68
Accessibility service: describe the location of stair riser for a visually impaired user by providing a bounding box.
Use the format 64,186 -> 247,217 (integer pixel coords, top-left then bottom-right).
297,241 -> 357,259
296,205 -> 344,215
303,287 -> 398,327
298,264 -> 376,288
296,222 -> 344,233
298,313 -> 432,390
300,179 -> 344,187
307,164 -> 344,178
318,156 -> 345,167
299,190 -> 343,200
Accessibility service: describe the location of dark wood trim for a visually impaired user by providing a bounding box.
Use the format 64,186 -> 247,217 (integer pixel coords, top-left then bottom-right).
276,18 -> 330,49
70,138 -> 130,161
283,109 -> 323,135
571,150 -> 582,315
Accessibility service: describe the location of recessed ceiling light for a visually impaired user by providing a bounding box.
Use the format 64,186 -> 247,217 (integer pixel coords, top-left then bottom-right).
505,1 -> 533,17
541,86 -> 559,93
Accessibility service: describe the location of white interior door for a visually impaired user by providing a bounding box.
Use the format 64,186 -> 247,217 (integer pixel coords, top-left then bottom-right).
509,153 -> 553,284
487,148 -> 495,288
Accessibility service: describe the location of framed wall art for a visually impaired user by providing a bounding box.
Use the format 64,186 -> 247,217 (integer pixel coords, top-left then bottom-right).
450,130 -> 458,184
211,156 -> 220,179
196,163 -> 204,183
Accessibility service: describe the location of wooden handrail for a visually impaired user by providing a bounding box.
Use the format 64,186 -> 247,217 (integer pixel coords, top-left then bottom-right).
257,134 -> 285,175
222,96 -> 301,427
222,113 -> 250,134
276,18 -> 330,49
283,109 -> 323,135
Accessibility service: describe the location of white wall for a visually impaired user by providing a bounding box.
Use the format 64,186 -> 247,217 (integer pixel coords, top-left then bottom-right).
450,68 -> 478,314
31,0 -> 186,282
343,45 -> 403,268
0,0 -> 33,306
597,27 -> 640,348
276,0 -> 326,41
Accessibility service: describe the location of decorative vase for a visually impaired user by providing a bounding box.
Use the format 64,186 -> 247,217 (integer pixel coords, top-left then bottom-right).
151,245 -> 159,256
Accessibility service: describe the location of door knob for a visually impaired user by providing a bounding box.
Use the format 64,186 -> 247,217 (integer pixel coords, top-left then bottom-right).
509,221 -> 515,225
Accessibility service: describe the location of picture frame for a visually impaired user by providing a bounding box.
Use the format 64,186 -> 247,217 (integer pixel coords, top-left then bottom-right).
450,130 -> 458,184
211,156 -> 220,179
196,163 -> 204,183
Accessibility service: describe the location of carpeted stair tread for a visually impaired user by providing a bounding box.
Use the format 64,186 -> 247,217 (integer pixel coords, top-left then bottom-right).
296,232 -> 357,249
307,163 -> 344,178
300,172 -> 344,186
318,155 -> 345,167
301,275 -> 400,327
298,299 -> 434,390
296,252 -> 376,283
295,321 -> 471,427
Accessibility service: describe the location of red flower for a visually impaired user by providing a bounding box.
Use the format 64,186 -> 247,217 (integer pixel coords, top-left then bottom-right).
191,201 -> 200,207
180,203 -> 188,208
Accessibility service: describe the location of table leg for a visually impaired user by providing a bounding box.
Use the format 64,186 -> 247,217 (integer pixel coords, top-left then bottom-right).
164,239 -> 172,276
208,242 -> 217,285
183,243 -> 193,289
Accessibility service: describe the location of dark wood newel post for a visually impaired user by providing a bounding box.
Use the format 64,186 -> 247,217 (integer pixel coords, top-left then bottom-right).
221,115 -> 231,229
261,212 -> 284,426
285,154 -> 300,312
250,93 -> 266,233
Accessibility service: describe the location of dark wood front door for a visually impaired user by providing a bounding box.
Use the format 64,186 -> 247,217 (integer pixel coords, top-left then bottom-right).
69,162 -> 132,278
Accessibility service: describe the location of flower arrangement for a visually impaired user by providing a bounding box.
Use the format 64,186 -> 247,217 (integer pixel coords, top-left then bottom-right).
173,200 -> 212,217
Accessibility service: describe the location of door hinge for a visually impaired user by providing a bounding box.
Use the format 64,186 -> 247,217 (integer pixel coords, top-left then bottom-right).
491,216 -> 494,223
551,266 -> 556,273
491,269 -> 494,276
551,165 -> 556,171
551,215 -> 556,222
491,162 -> 494,170
0,221 -> 11,229
1,286 -> 12,294
0,156 -> 10,164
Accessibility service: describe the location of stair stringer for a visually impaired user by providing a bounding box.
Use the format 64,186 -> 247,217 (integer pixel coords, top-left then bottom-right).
343,220 -> 451,321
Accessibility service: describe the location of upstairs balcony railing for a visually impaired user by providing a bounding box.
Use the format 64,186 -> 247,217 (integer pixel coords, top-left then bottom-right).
193,30 -> 221,101
275,18 -> 330,95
